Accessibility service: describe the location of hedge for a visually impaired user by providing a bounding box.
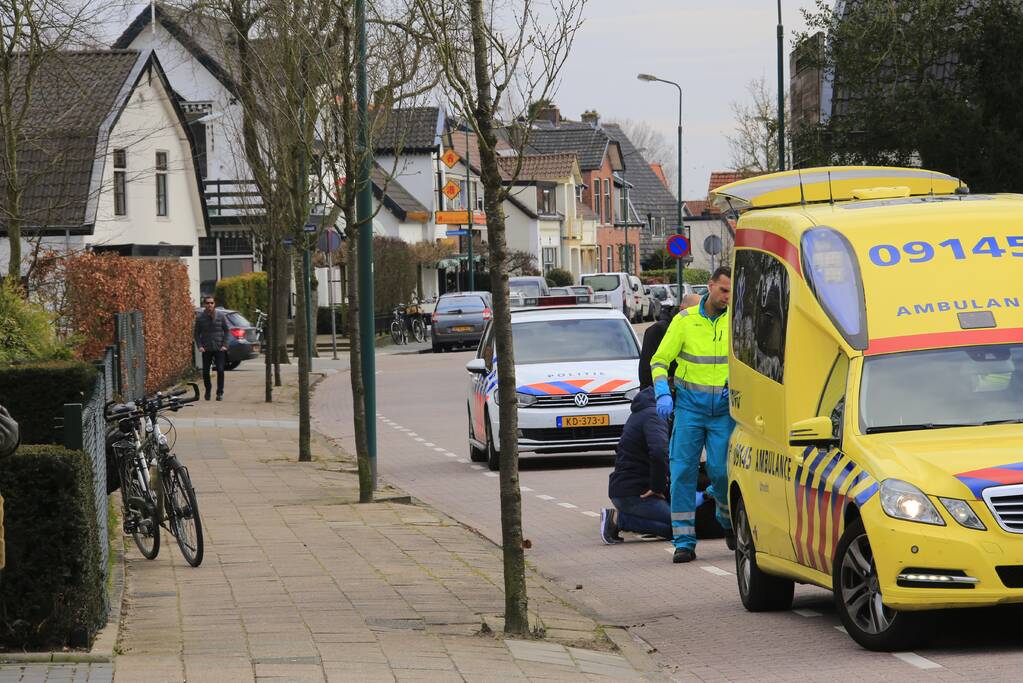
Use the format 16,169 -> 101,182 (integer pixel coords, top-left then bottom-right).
373,236 -> 418,315
64,253 -> 194,394
640,268 -> 711,285
0,361 -> 97,445
215,271 -> 268,323
0,279 -> 73,363
545,268 -> 573,287
317,305 -> 348,336
0,445 -> 105,649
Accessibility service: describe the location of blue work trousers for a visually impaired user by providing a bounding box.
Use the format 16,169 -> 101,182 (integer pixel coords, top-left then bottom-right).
611,495 -> 671,539
669,405 -> 735,550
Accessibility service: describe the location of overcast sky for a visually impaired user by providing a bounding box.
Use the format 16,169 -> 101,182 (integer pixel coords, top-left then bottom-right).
553,0 -> 822,200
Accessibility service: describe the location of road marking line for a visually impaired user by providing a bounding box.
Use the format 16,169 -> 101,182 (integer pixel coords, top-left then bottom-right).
424,442 -> 435,447
484,472 -> 498,477
470,465 -> 484,470
892,653 -> 942,670
581,511 -> 600,517
557,502 -> 577,509
520,486 -> 533,492
701,566 -> 731,577
407,432 -> 418,436
792,609 -> 821,618
458,458 -> 470,463
433,447 -> 446,452
445,453 -> 457,458
536,495 -> 555,501
414,437 -> 425,442
834,626 -> 847,634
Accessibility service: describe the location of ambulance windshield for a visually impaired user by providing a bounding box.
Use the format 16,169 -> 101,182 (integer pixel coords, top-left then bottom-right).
860,344 -> 1023,433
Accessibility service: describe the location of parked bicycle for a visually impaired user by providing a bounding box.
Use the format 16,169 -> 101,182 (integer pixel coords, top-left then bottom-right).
254,308 -> 268,347
390,303 -> 426,345
106,383 -> 205,567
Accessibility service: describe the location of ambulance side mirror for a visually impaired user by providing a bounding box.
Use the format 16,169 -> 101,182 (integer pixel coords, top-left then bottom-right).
788,416 -> 839,449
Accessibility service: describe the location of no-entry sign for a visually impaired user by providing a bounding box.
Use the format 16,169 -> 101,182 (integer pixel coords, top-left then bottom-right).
666,234 -> 691,259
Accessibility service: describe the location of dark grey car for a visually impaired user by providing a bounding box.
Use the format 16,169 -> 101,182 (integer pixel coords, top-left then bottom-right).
195,307 -> 259,369
431,293 -> 491,353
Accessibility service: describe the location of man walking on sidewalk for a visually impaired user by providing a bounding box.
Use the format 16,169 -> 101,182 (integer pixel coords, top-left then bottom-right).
651,267 -> 735,563
194,296 -> 230,401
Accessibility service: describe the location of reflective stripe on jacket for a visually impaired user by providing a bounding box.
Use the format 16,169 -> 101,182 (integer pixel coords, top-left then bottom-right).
650,295 -> 729,416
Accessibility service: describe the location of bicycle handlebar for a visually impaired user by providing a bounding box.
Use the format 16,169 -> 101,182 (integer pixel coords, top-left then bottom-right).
104,383 -> 200,422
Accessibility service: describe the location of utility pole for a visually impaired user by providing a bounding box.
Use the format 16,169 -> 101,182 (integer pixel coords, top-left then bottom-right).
465,124 -> 474,291
356,0 -> 376,488
777,0 -> 785,172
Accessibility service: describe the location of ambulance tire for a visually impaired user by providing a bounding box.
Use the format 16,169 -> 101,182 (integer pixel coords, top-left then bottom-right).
485,413 -> 500,471
733,495 -> 794,612
833,518 -> 931,652
468,405 -> 487,463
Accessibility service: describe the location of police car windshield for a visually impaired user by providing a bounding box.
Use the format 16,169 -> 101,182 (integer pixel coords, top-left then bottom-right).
512,318 -> 639,364
860,344 -> 1023,433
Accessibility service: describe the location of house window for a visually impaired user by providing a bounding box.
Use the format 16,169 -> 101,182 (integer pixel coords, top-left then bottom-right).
542,246 -> 558,274
538,184 -> 556,214
199,233 -> 255,297
113,149 -> 127,216
619,187 -> 628,224
474,181 -> 484,212
593,177 -> 602,222
659,217 -> 666,237
575,184 -> 583,203
603,178 -> 611,224
606,245 -> 612,271
155,151 -> 168,216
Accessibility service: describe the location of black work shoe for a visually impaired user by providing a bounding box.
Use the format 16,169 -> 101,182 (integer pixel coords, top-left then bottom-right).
673,547 -> 696,563
724,529 -> 736,551
204,390 -> 211,401
216,394 -> 223,401
599,508 -> 623,545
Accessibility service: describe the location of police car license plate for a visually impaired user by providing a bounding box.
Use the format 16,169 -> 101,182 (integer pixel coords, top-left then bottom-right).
452,326 -> 472,332
557,414 -> 609,428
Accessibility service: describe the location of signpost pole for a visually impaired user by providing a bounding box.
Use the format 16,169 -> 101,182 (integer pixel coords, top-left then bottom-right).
465,126 -> 474,291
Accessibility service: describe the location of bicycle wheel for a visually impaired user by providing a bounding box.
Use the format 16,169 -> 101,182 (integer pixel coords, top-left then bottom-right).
411,318 -> 426,343
123,458 -> 160,559
390,320 -> 403,344
165,464 -> 204,567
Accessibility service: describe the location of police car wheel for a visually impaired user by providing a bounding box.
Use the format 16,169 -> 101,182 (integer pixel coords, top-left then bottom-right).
468,405 -> 487,462
485,413 -> 500,472
733,495 -> 794,612
833,518 -> 930,651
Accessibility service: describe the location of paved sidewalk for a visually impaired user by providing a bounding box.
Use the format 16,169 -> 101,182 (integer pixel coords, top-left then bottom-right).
113,362 -> 649,681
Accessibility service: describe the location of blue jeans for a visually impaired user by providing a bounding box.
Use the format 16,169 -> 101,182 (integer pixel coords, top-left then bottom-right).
611,495 -> 671,539
669,406 -> 735,549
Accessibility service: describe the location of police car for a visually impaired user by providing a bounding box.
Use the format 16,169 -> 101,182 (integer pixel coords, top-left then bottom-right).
465,305 -> 641,471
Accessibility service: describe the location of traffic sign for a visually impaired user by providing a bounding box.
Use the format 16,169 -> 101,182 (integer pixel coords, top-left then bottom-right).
703,234 -> 722,255
666,234 -> 691,259
441,149 -> 460,169
303,223 -> 317,233
445,229 -> 469,237
442,180 -> 461,201
318,230 -> 342,252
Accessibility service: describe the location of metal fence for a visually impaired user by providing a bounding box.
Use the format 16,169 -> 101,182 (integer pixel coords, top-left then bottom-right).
114,311 -> 145,401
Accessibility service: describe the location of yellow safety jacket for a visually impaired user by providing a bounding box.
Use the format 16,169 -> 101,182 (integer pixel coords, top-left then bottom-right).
650,296 -> 730,416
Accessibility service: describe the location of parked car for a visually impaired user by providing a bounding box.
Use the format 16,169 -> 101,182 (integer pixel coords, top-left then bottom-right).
549,287 -> 571,296
466,305 -> 641,470
642,286 -> 661,321
431,292 -> 492,353
628,275 -> 650,322
193,307 -> 258,370
648,284 -> 677,313
508,276 -> 550,299
579,272 -> 639,320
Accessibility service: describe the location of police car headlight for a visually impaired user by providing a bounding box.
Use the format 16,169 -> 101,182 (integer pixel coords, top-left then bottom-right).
879,479 -> 945,526
624,388 -> 640,401
516,392 -> 537,408
938,497 -> 986,530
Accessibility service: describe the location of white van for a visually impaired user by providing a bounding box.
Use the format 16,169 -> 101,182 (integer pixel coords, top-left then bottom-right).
580,272 -> 639,320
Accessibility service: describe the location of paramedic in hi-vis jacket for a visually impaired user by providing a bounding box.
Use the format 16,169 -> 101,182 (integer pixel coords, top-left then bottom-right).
650,266 -> 735,564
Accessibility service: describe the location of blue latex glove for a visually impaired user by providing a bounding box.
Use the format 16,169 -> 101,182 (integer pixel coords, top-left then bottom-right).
656,393 -> 674,420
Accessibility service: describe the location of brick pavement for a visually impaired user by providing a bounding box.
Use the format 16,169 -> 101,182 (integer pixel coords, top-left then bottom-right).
113,361 -> 650,682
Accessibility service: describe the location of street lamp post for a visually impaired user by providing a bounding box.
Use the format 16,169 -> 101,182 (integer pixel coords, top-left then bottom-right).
637,73 -> 684,290
777,0 -> 785,171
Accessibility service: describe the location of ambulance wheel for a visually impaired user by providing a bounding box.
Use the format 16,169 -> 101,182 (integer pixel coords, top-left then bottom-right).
733,495 -> 794,612
485,413 -> 500,471
468,405 -> 487,462
833,518 -> 931,651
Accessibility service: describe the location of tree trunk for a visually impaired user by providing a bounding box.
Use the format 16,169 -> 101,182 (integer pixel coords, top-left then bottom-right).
293,249 -> 312,462
346,219 -> 373,502
274,242 -> 290,385
468,0 -> 528,637
264,244 -> 274,403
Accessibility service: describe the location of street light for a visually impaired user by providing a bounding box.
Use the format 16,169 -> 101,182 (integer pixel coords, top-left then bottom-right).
777,0 -> 785,172
637,73 -> 685,290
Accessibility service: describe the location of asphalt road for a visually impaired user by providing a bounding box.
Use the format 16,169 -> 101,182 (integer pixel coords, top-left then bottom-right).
313,342 -> 1023,680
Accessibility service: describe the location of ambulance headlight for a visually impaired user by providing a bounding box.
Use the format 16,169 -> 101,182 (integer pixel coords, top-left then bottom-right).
624,388 -> 640,401
938,497 -> 986,530
880,479 -> 945,526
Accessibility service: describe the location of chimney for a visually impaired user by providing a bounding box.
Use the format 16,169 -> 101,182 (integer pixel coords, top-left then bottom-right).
535,105 -> 560,125
580,110 -> 600,127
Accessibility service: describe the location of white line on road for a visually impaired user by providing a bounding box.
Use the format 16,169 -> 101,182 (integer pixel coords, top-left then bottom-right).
408,432 -> 418,437
536,495 -> 555,501
458,458 -> 470,463
701,566 -> 731,577
414,437 -> 425,442
581,511 -> 599,517
445,453 -> 457,458
424,442 -> 435,447
834,626 -> 847,634
792,609 -> 821,618
520,486 -> 533,492
557,502 -> 578,509
470,465 -> 484,470
892,653 -> 942,670
484,472 -> 498,477
433,447 -> 446,452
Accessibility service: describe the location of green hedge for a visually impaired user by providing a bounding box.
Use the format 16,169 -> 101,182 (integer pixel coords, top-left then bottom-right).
0,444 -> 104,649
374,236 -> 418,315
215,272 -> 267,322
317,305 -> 348,335
640,268 -> 711,285
0,361 -> 97,445
545,268 -> 573,287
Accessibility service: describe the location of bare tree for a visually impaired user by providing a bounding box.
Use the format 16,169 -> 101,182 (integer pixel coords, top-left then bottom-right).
416,0 -> 586,637
726,77 -> 787,174
607,118 -> 677,194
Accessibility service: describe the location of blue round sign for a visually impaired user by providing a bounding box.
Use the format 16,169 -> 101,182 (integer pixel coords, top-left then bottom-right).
666,234 -> 691,259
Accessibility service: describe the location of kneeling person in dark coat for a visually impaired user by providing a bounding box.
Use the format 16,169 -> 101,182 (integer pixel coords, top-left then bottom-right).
600,387 -> 671,543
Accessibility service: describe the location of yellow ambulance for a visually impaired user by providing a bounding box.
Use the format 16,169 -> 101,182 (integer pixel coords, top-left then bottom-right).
713,166 -> 1023,651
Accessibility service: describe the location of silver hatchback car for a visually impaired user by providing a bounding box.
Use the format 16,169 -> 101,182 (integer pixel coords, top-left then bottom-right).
431,292 -> 492,353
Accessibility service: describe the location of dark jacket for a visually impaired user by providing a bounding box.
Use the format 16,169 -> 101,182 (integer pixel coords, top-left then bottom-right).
194,310 -> 230,350
638,317 -> 678,388
608,387 -> 670,499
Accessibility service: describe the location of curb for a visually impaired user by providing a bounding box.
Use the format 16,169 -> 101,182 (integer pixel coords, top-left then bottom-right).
0,527 -> 125,665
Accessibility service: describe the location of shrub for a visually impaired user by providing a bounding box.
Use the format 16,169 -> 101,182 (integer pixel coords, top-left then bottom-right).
0,361 -> 98,445
215,271 -> 268,322
640,268 -> 711,285
0,444 -> 105,649
373,236 -> 418,315
317,305 -> 347,335
63,253 -> 193,394
544,268 -> 573,287
0,279 -> 73,363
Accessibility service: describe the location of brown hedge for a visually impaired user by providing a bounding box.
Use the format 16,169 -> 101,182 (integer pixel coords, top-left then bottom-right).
64,252 -> 194,393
